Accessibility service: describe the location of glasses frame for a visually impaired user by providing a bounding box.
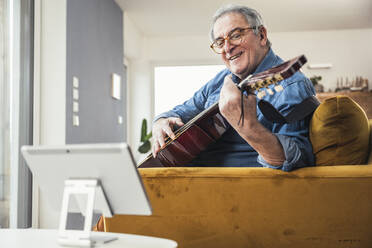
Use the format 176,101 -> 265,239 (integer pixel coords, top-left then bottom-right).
210,26 -> 257,54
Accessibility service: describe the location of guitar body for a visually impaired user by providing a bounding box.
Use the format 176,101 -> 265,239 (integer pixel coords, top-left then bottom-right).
138,55 -> 307,168
139,104 -> 228,167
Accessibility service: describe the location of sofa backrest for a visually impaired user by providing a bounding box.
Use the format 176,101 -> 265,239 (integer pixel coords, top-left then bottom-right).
105,166 -> 372,248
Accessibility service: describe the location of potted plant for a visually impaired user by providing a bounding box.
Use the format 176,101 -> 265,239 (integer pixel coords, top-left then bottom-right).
138,118 -> 152,154
310,75 -> 324,93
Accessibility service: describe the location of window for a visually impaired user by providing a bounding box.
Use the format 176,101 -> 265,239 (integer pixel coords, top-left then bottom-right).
0,0 -> 10,228
1,0 -> 33,228
154,65 -> 225,116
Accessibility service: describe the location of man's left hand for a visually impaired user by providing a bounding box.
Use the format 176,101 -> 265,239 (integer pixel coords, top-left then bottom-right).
219,75 -> 257,130
219,74 -> 285,166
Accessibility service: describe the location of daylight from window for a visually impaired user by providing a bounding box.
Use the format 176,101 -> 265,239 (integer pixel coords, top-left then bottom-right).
154,65 -> 226,117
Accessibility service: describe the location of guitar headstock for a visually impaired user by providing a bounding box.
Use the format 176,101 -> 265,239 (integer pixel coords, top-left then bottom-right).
239,55 -> 307,98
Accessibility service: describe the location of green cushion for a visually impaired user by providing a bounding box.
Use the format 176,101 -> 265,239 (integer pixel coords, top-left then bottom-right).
310,96 -> 370,166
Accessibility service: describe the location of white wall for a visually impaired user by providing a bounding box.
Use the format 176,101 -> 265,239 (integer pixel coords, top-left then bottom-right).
270,29 -> 372,92
35,0 -> 66,229
145,35 -> 219,64
123,13 -> 153,161
126,59 -> 153,161
39,0 -> 66,146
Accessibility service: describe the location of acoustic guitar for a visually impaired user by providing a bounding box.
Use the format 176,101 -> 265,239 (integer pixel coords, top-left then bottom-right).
138,55 -> 307,168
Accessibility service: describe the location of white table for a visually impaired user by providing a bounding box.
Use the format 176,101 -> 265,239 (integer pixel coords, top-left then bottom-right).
0,228 -> 177,248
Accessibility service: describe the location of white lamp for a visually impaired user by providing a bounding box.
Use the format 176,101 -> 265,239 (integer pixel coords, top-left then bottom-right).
307,63 -> 332,69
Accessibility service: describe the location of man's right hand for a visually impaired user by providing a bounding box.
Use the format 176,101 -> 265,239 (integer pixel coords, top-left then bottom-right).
152,117 -> 184,158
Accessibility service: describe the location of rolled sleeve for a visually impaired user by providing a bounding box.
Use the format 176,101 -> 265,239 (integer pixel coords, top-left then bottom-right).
258,134 -> 314,172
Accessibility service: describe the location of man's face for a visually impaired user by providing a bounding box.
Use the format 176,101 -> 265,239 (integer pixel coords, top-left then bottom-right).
213,12 -> 268,79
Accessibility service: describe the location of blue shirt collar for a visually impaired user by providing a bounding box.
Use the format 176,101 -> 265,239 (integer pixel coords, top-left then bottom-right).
253,48 -> 279,74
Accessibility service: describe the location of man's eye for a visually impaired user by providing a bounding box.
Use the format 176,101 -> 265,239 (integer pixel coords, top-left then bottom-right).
230,32 -> 242,40
215,39 -> 224,47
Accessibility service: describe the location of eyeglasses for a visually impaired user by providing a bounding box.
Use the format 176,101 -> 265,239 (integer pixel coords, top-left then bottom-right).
210,27 -> 257,54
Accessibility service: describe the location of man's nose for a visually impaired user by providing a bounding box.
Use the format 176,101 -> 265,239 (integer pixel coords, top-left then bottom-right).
223,39 -> 233,53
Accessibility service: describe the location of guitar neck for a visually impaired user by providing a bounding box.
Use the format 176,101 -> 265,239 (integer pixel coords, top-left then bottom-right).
239,55 -> 307,92
174,102 -> 219,135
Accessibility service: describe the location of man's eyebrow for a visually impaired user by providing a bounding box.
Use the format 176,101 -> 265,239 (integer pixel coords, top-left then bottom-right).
215,27 -> 243,40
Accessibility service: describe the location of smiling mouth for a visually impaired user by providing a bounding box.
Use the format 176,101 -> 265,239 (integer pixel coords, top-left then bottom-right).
228,51 -> 243,61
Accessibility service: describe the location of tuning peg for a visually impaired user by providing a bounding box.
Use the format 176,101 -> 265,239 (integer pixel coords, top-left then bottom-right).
266,88 -> 274,95
257,90 -> 266,99
256,80 -> 265,88
274,74 -> 284,82
264,77 -> 273,86
274,84 -> 284,92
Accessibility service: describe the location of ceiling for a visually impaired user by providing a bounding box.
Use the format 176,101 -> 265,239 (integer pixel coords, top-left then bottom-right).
116,0 -> 372,37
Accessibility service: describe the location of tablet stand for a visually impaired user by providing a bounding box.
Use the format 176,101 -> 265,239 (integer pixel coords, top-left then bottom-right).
58,179 -> 116,247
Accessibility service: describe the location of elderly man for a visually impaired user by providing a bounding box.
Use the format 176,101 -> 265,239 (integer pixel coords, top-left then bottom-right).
151,5 -> 316,171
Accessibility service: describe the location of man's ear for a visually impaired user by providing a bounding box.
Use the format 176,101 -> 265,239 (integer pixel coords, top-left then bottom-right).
259,26 -> 268,46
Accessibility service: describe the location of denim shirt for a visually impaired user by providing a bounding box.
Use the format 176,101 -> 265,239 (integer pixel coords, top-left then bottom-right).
155,49 -> 316,171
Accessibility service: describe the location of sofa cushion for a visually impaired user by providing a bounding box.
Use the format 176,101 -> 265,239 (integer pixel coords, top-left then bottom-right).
310,95 -> 370,166
368,119 -> 372,165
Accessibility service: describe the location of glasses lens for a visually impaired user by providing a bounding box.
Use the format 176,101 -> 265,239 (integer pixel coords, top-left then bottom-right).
213,45 -> 223,54
211,42 -> 223,54
229,30 -> 243,42
215,39 -> 225,47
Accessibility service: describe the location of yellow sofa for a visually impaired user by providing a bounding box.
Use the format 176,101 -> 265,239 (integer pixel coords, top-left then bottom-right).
104,166 -> 372,248
99,97 -> 372,248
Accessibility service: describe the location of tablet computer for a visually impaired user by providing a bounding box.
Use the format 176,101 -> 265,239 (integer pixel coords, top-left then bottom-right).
21,143 -> 152,216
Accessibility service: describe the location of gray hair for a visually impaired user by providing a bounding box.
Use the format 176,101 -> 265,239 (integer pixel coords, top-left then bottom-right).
210,4 -> 272,47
